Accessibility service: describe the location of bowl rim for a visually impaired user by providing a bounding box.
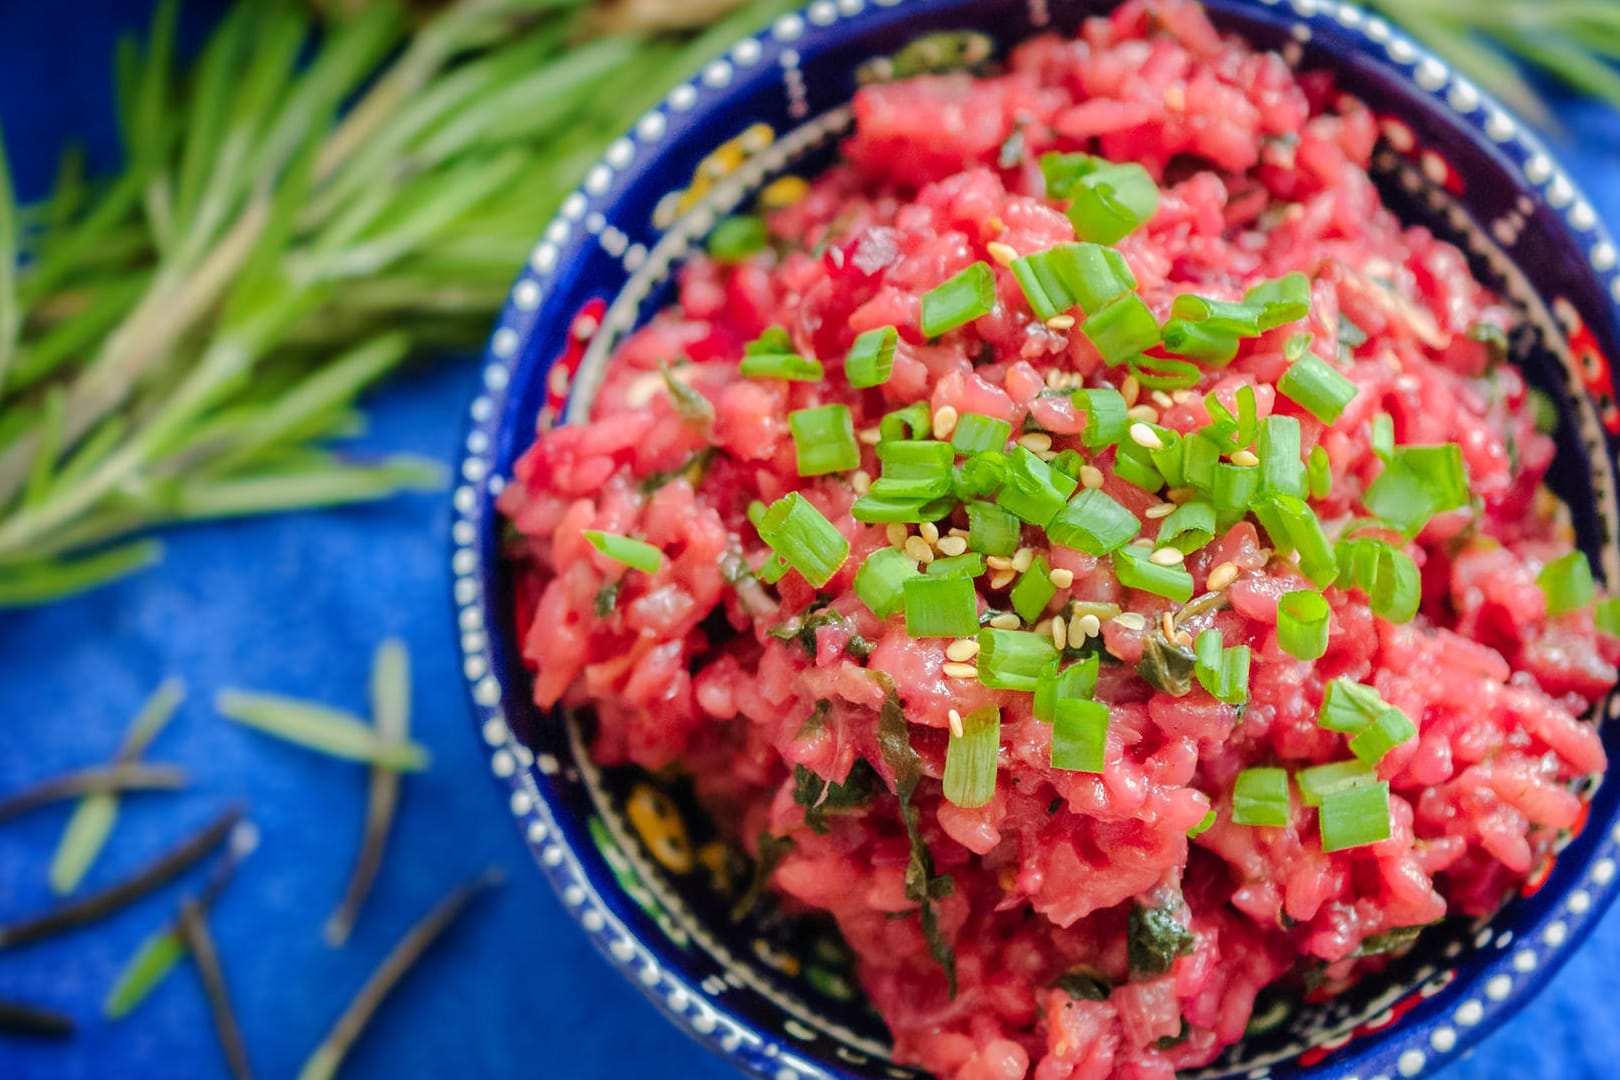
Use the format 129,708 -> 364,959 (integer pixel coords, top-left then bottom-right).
451,2 -> 1620,1078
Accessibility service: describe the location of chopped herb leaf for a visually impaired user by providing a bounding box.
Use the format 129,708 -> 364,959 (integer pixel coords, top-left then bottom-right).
1128,899 -> 1194,976
1353,924 -> 1432,958
796,699 -> 831,741
593,582 -> 620,618
1137,630 -> 1199,696
878,693 -> 957,996
1052,968 -> 1113,1002
730,833 -> 794,923
659,362 -> 714,426
793,761 -> 883,834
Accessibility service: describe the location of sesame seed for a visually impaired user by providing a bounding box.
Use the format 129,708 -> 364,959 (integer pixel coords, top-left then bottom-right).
1044,368 -> 1064,388
851,469 -> 872,496
1207,561 -> 1239,591
1129,423 -> 1164,450
937,536 -> 969,557
1048,567 -> 1075,589
987,215 -> 1007,234
989,569 -> 1017,590
1144,502 -> 1176,519
1018,432 -> 1053,453
1121,375 -> 1141,407
858,426 -> 882,445
1046,314 -> 1077,330
1174,629 -> 1195,648
1161,611 -> 1178,640
1231,449 -> 1260,467
919,522 -> 940,544
1171,389 -> 1195,404
1052,616 -> 1068,650
1151,390 -> 1175,409
989,612 -> 1021,630
986,241 -> 1018,266
943,662 -> 980,680
1012,547 -> 1035,573
1079,465 -> 1106,490
1127,404 -> 1160,423
905,536 -> 935,564
1075,613 -> 1101,640
886,523 -> 909,549
1113,612 -> 1147,631
1037,449 -> 1059,462
986,555 -> 1015,571
948,527 -> 970,539
947,708 -> 965,738
1033,618 -> 1053,637
946,638 -> 981,662
932,405 -> 960,441
1166,486 -> 1197,504
1150,547 -> 1185,566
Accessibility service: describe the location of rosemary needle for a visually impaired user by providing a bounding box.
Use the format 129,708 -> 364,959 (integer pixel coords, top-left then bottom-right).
178,897 -> 255,1080
216,689 -> 430,771
297,868 -> 503,1080
0,762 -> 186,823
0,999 -> 75,1040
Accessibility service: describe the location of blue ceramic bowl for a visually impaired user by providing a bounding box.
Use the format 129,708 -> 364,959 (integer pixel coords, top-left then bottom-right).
452,2 -> 1620,1077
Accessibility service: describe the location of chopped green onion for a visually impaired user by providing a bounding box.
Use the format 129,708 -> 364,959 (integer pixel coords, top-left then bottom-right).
583,532 -> 662,574
759,554 -> 790,584
1041,153 -> 1161,245
880,401 -> 932,442
927,552 -> 987,578
1150,437 -> 1188,489
1156,500 -> 1215,555
1202,386 -> 1257,454
1277,590 -> 1330,660
1307,445 -> 1332,499
1363,444 -> 1468,537
903,574 -> 979,638
977,628 -> 1059,692
1010,556 -> 1058,622
1348,707 -> 1417,765
1193,629 -> 1250,705
967,500 -> 1022,557
952,414 -> 1013,454
1244,272 -> 1312,330
1297,760 -> 1378,807
1334,538 -> 1420,623
1538,550 -> 1595,616
851,495 -> 956,524
995,447 -> 1078,526
758,493 -> 850,588
1082,293 -> 1161,366
1180,433 -> 1220,490
1034,655 -> 1101,722
855,548 -> 920,619
1050,450 -> 1084,481
1170,294 -> 1263,336
1113,440 -> 1165,492
1048,488 -> 1140,555
1113,545 -> 1194,602
943,706 -> 1001,809
1188,808 -> 1217,839
708,215 -> 767,263
1596,597 -> 1620,636
1128,355 -> 1201,391
1319,781 -> 1392,853
872,440 -> 955,500
1284,332 -> 1313,361
747,500 -> 768,529
1050,698 -> 1110,772
1529,387 -> 1561,435
1257,415 -> 1305,499
1252,493 -> 1337,588
1194,628 -> 1224,690
1161,319 -> 1240,365
845,326 -> 898,388
921,262 -> 996,337
1317,678 -> 1389,734
1011,242 -> 1138,320
1072,388 -> 1129,448
789,404 -> 860,477
1232,767 -> 1290,827
1212,463 -> 1259,514
1277,353 -> 1357,424
955,451 -> 1009,499
740,352 -> 823,381
1371,413 -> 1395,461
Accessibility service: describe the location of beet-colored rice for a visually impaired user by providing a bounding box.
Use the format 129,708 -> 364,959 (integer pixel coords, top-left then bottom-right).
500,4 -> 1619,1077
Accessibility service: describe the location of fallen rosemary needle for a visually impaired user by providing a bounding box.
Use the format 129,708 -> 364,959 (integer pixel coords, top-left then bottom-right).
0,762 -> 186,823
216,689 -> 430,771
50,676 -> 185,895
104,820 -> 259,1020
0,805 -> 242,950
0,999 -> 75,1040
325,638 -> 411,946
178,897 -> 256,1080
297,867 -> 503,1080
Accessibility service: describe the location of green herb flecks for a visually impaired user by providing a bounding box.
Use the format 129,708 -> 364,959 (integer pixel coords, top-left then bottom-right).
792,760 -> 883,835
730,833 -> 794,923
1127,897 -> 1195,976
878,692 -> 957,996
1052,967 -> 1113,1002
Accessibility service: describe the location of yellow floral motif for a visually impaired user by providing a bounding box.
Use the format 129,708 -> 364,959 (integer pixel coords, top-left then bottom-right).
752,936 -> 803,977
627,782 -> 696,874
653,122 -> 776,229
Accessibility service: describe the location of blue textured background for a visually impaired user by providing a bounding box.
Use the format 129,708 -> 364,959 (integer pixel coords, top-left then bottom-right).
1,3 -> 1618,1078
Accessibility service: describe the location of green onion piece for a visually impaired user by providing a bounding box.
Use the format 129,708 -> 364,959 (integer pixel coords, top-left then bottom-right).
1192,629 -> 1249,705
1277,353 -> 1357,424
1319,781 -> 1392,853
1284,332 -> 1313,361
1048,488 -> 1140,555
1297,760 -> 1378,807
845,326 -> 898,388
967,500 -> 1022,556
955,451 -> 1008,499
583,531 -> 662,574
872,440 -> 955,501
759,554 -> 790,584
977,628 -> 1060,691
1011,242 -> 1138,320
747,500 -> 768,529
1156,500 -> 1215,555
1033,655 -> 1101,722
1596,597 -> 1620,636
943,706 -> 1001,808
1010,556 -> 1058,622
851,495 -> 956,524
758,493 -> 850,587
1538,550 -> 1595,616
708,215 -> 767,263
1363,444 -> 1468,537
1187,808 -> 1217,839
880,401 -> 932,442
1348,707 -> 1417,765
1082,293 -> 1161,366
1202,385 -> 1258,454
855,548 -> 920,619
1220,645 -> 1252,706
1194,628 -> 1224,690
1170,294 -> 1263,337
1050,698 -> 1110,773
1307,445 -> 1332,499
1113,546 -> 1194,602
952,414 -> 1013,454
1244,272 -> 1312,330
1041,153 -> 1161,244
1317,678 -> 1388,734
1072,388 -> 1129,448
1277,590 -> 1331,660
789,404 -> 860,477
1529,387 -> 1561,435
1113,440 -> 1165,492
903,574 -> 979,638
1252,493 -> 1337,588
1231,767 -> 1290,827
927,552 -> 988,578
921,262 -> 996,337
1258,415 -> 1305,499
1150,437 -> 1188,489
1128,355 -> 1201,391
1180,433 -> 1220,490
1212,463 -> 1259,514
1335,538 -> 1420,623
740,352 -> 823,381
1371,413 -> 1395,461
1161,319 -> 1240,365
1050,450 -> 1084,481
995,447 -> 1078,526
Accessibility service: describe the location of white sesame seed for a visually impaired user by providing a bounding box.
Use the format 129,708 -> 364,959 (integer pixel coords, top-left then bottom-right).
1165,486 -> 1197,504
1048,567 -> 1075,589
1150,547 -> 1185,566
1046,314 -> 1077,330
947,708 -> 965,738
1121,375 -> 1141,407
989,612 -> 1021,630
1113,612 -> 1147,631
905,536 -> 935,564
1052,616 -> 1068,650
1207,562 -> 1239,591
1144,502 -> 1176,519
946,638 -> 981,662
1079,465 -> 1106,490
989,569 -> 1016,590
1037,449 -> 1059,462
936,536 -> 969,557
986,241 -> 1018,266
932,406 -> 960,441
919,522 -> 940,545
1127,404 -> 1160,423
1012,547 -> 1035,573
1151,390 -> 1174,409
1075,613 -> 1101,639
948,527 -> 970,539
1018,432 -> 1053,453
943,662 -> 980,680
1034,618 -> 1053,637
858,426 -> 882,445
986,555 -> 1015,571
851,469 -> 872,496
1129,423 -> 1164,450
1161,611 -> 1178,640
1171,389 -> 1194,404
1230,449 -> 1260,467
886,523 -> 908,548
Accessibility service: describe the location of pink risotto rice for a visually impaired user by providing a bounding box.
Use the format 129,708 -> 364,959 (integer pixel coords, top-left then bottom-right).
500,4 -> 1620,1077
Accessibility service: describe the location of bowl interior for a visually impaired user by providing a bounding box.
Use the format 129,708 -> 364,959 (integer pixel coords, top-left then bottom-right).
455,2 -> 1620,1078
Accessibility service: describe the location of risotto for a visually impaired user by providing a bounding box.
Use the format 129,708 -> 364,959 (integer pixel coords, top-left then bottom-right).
499,3 -> 1620,1077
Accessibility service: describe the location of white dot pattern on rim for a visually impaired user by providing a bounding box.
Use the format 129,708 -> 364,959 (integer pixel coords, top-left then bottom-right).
448,2 -> 1620,1080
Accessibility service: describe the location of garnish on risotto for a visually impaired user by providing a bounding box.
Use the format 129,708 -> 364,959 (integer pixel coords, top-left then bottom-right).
500,2 -> 1620,1076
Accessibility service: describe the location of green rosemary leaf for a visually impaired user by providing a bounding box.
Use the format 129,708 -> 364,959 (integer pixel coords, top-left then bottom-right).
0,122 -> 16,400
0,541 -> 163,609
216,689 -> 430,771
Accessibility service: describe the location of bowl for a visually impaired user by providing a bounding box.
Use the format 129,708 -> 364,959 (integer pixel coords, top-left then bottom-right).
451,2 -> 1620,1077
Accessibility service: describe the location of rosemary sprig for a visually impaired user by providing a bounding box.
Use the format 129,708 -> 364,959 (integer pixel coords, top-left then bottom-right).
0,999 -> 75,1040
178,897 -> 256,1080
0,763 -> 186,823
216,688 -> 431,770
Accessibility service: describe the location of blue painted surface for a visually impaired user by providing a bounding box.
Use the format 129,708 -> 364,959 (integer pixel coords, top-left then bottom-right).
0,3 -> 1616,1078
